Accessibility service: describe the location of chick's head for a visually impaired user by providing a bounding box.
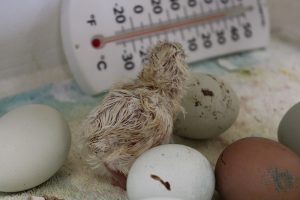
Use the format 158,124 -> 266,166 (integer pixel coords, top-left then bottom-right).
138,41 -> 189,100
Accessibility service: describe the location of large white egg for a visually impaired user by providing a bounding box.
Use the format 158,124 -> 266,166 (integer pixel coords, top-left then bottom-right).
127,144 -> 215,200
0,104 -> 71,192
174,73 -> 239,139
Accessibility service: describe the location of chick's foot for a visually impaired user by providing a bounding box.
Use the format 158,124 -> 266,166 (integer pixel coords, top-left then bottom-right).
105,164 -> 127,190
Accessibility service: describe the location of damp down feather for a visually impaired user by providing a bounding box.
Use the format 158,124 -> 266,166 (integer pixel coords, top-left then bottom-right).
80,41 -> 190,190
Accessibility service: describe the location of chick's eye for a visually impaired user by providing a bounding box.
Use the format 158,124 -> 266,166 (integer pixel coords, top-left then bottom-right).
150,112 -> 155,119
130,141 -> 137,146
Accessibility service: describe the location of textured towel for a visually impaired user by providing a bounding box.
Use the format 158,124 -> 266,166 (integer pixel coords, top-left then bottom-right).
1,37 -> 300,200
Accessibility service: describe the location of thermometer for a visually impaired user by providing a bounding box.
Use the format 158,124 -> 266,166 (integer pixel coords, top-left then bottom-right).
61,0 -> 269,95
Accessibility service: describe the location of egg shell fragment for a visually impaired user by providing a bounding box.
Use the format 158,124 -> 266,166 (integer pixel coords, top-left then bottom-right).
174,73 -> 239,139
215,137 -> 300,200
0,104 -> 71,192
127,144 -> 215,200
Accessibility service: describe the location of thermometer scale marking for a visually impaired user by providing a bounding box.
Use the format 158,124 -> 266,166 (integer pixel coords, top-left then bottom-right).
96,5 -> 253,49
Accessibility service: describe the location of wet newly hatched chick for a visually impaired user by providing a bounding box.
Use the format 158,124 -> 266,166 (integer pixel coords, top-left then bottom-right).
80,41 -> 190,190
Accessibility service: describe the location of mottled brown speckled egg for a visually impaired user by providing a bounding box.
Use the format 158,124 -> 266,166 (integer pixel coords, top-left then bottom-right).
215,137 -> 300,200
174,73 -> 239,139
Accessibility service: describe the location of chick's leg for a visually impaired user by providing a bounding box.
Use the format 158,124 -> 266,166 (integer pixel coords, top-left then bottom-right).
105,164 -> 127,190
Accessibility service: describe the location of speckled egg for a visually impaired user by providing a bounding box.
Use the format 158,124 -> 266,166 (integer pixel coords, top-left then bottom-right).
215,137 -> 300,200
174,73 -> 239,139
278,102 -> 300,155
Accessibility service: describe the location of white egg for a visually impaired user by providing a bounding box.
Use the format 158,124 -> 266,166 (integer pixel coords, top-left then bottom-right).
0,104 -> 71,192
174,73 -> 239,139
127,144 -> 215,200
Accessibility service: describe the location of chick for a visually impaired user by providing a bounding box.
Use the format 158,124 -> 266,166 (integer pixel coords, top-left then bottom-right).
80,41 -> 189,190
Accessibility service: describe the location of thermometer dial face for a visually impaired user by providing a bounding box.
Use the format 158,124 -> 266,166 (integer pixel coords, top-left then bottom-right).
61,0 -> 269,95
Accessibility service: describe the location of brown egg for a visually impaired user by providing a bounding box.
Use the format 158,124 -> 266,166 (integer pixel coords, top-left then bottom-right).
215,137 -> 300,200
